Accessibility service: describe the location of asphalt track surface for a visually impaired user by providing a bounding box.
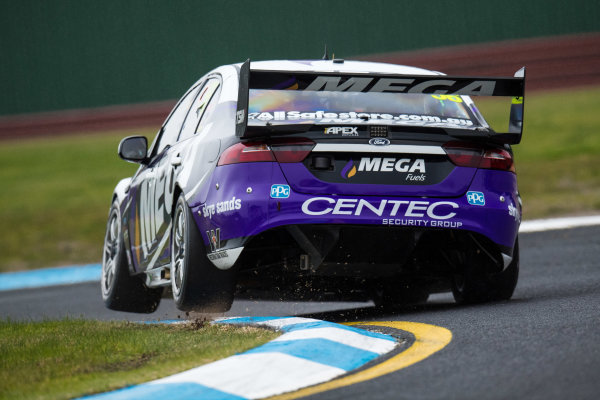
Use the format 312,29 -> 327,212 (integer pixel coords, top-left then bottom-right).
2,226 -> 599,399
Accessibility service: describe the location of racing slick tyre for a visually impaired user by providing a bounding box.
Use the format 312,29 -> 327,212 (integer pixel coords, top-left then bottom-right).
170,196 -> 236,312
101,201 -> 162,313
451,238 -> 520,304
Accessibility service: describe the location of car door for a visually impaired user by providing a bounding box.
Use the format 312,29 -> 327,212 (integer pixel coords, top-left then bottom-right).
126,83 -> 203,272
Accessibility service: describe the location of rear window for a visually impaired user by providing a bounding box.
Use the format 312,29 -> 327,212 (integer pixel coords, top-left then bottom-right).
248,89 -> 482,128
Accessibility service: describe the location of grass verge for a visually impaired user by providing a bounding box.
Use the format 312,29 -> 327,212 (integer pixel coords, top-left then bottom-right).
0,129 -> 153,272
0,318 -> 279,400
0,86 -> 599,271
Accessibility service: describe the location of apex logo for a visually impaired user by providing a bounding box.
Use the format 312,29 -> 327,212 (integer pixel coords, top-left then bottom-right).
324,127 -> 358,136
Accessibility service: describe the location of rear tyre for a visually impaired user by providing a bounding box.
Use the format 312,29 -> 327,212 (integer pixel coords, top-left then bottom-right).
451,238 -> 520,304
101,201 -> 162,313
171,196 -> 236,312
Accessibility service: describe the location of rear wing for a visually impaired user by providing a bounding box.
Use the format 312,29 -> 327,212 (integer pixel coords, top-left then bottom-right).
236,59 -> 525,144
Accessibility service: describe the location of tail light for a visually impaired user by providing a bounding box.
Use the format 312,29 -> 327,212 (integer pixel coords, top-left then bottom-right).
443,141 -> 515,173
270,138 -> 315,163
217,142 -> 274,165
218,138 -> 315,166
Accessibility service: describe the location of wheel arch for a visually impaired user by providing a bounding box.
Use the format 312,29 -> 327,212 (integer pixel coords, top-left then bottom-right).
112,177 -> 132,205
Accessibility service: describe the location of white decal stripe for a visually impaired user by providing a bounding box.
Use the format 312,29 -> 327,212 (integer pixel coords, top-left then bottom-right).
271,327 -> 397,354
519,215 -> 600,233
312,143 -> 445,155
151,351 -> 346,399
146,221 -> 172,271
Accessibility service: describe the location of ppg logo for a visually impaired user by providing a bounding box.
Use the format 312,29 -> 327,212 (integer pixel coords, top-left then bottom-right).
466,191 -> 485,206
270,184 -> 290,199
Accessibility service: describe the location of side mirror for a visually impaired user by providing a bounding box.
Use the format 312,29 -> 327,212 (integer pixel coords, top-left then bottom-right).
118,136 -> 148,164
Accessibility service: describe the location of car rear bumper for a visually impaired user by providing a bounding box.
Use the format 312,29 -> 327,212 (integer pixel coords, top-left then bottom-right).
190,163 -> 521,269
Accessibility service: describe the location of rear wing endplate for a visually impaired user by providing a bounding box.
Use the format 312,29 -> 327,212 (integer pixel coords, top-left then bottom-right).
236,59 -> 525,144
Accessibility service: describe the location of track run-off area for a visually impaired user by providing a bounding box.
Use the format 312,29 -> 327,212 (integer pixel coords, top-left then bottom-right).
1,217 -> 599,399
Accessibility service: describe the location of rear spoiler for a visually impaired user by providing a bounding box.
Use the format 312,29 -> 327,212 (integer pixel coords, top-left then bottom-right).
236,59 -> 525,144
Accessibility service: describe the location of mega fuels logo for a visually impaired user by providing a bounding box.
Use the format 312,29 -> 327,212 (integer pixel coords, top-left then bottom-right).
340,157 -> 426,180
340,160 -> 357,179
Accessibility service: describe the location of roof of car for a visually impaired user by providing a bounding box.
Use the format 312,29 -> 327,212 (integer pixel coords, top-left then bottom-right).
245,60 -> 441,76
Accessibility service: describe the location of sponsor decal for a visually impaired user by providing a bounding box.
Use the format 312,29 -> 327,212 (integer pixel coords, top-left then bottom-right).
270,184 -> 290,199
324,126 -> 359,136
340,160 -> 357,179
340,157 -> 426,181
138,169 -> 175,258
431,94 -> 463,103
201,196 -> 242,219
369,138 -> 390,146
466,191 -> 485,206
247,111 -> 473,127
301,197 -> 459,220
206,228 -> 228,260
508,203 -> 520,222
382,218 -> 463,228
304,75 -> 497,96
359,157 -> 425,173
236,109 -> 245,124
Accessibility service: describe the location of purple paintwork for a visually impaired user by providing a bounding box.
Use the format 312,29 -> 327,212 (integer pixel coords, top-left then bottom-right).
191,161 -> 520,251
279,163 -> 476,197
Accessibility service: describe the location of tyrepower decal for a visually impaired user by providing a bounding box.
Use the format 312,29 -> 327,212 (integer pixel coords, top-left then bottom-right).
301,197 -> 458,219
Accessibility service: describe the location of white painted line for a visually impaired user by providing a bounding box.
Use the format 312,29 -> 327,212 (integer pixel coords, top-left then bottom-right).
519,215 -> 600,233
151,352 -> 346,399
312,143 -> 445,154
271,327 -> 397,354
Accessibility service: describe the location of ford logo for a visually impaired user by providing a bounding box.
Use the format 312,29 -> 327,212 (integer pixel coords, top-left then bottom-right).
369,138 -> 390,146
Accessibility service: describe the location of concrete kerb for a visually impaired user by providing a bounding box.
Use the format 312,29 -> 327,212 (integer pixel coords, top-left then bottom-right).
78,316 -> 398,400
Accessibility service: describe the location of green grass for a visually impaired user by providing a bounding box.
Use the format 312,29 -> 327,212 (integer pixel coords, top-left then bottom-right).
514,87 -> 600,218
0,86 -> 599,271
476,86 -> 600,218
0,129 -> 155,271
0,319 -> 279,400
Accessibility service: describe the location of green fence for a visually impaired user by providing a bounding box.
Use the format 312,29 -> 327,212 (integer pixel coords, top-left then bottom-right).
1,0 -> 598,115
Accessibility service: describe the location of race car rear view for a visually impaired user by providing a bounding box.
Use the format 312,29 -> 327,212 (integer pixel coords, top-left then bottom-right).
101,59 -> 525,313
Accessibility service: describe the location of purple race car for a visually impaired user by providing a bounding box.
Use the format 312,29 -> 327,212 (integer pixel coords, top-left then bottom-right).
101,59 -> 525,313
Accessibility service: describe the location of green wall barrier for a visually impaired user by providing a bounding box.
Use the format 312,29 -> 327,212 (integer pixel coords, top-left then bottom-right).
1,0 -> 598,115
